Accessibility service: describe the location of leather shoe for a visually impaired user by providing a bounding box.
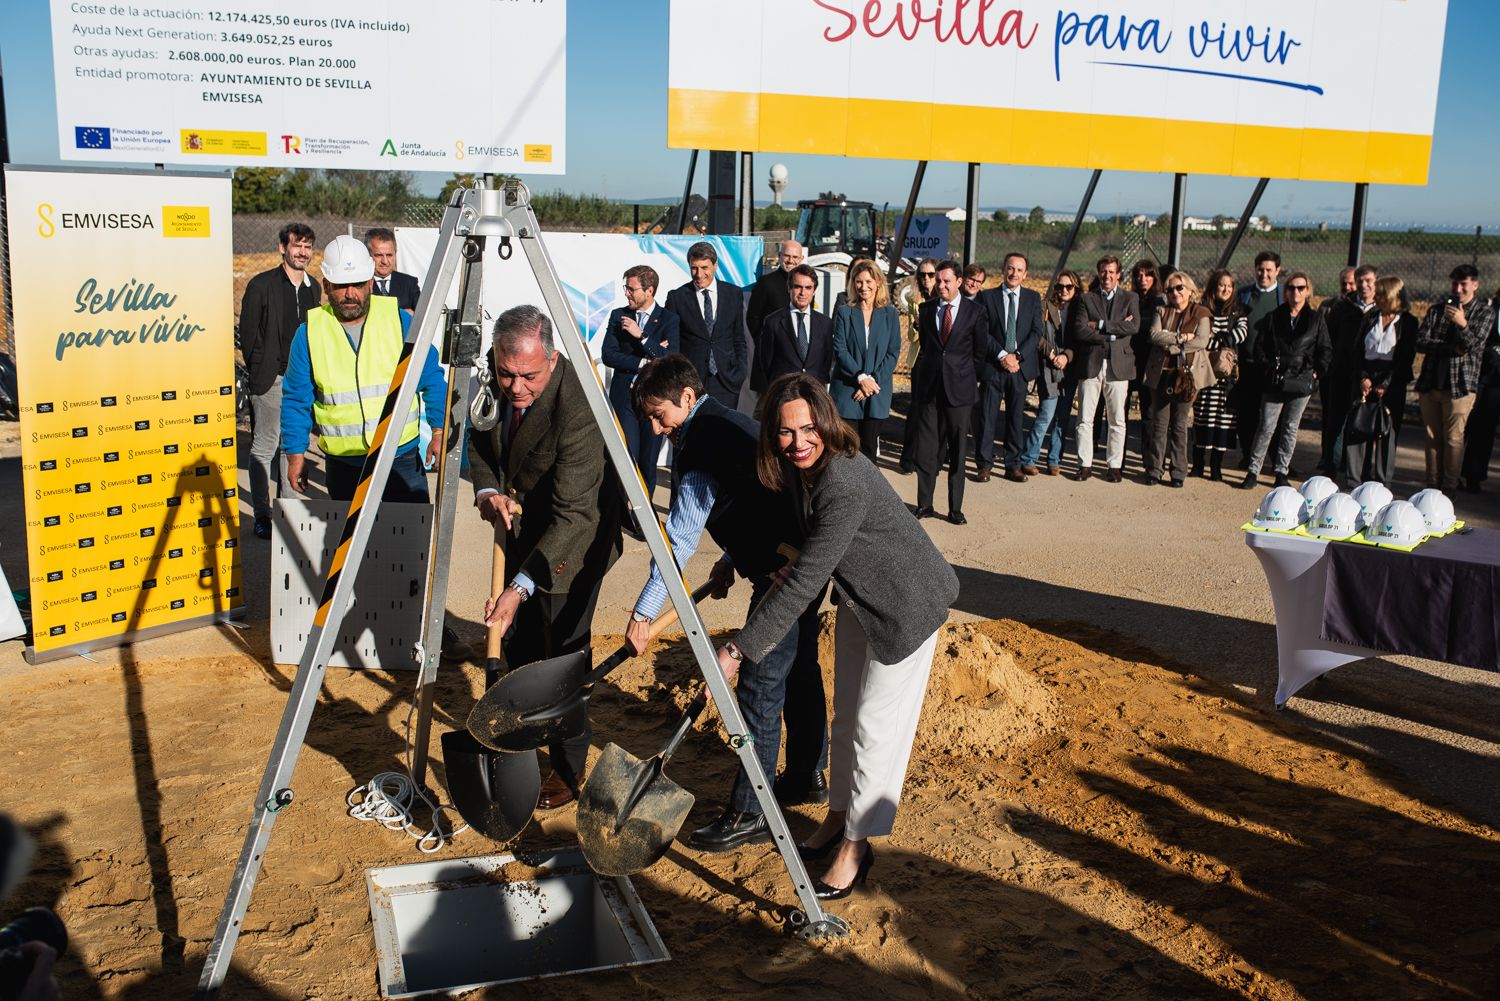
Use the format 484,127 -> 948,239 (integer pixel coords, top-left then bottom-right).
687,809 -> 771,852
798,829 -> 844,862
1273,473 -> 1291,488
1075,467 -> 1092,481
813,844 -> 875,900
537,772 -> 577,811
1004,469 -> 1027,483
914,505 -> 937,519
975,468 -> 992,483
1106,468 -> 1123,483
775,770 -> 829,806
1022,465 -> 1039,476
948,510 -> 967,525
252,517 -> 272,540
1169,479 -> 1185,488
1238,473 -> 1260,490
1042,466 -> 1059,476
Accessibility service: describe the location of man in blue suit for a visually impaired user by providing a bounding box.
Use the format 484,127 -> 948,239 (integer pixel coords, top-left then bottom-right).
976,253 -> 1044,482
364,228 -> 421,312
666,241 -> 750,410
601,264 -> 679,500
756,263 -> 834,387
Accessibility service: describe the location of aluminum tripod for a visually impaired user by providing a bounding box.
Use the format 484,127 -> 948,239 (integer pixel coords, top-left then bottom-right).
196,183 -> 844,998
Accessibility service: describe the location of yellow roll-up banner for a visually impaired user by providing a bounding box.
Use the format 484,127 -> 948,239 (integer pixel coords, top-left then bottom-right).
7,166 -> 242,662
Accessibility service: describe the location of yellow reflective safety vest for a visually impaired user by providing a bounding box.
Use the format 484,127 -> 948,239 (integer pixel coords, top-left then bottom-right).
306,296 -> 420,457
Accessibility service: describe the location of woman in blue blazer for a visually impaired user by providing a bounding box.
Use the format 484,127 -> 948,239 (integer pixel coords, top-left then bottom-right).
831,259 -> 903,459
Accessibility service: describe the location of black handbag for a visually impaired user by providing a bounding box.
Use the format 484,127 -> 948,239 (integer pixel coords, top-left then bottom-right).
1345,398 -> 1392,443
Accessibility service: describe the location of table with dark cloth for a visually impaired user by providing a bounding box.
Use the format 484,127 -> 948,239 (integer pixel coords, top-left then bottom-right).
1244,528 -> 1499,707
1322,527 -> 1500,673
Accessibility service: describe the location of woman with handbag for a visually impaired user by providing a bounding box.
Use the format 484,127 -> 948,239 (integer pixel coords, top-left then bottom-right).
1341,275 -> 1418,485
1128,259 -> 1165,463
831,259 -> 903,460
1191,269 -> 1248,480
1238,272 -> 1333,489
1142,271 -> 1212,486
1018,270 -> 1081,475
719,374 -> 958,900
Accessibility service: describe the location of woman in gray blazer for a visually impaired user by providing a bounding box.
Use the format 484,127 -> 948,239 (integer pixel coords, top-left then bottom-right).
719,374 -> 958,900
830,259 -> 903,460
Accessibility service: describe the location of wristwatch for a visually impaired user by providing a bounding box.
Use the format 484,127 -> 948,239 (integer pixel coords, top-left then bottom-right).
630,610 -> 650,623
724,642 -> 743,662
507,581 -> 530,603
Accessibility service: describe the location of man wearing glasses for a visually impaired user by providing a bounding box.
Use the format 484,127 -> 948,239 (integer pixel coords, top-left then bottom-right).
1069,255 -> 1139,482
747,240 -> 806,391
1415,264 -> 1495,491
601,265 -> 679,504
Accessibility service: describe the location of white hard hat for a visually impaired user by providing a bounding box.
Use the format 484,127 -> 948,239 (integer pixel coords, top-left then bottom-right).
319,234 -> 374,284
1364,500 -> 1427,549
1298,475 -> 1338,519
1349,482 -> 1394,529
1252,485 -> 1308,531
1408,488 -> 1457,534
1307,493 -> 1362,540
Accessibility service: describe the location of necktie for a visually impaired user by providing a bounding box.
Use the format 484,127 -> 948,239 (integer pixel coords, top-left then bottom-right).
941,302 -> 953,345
702,289 -> 718,375
507,406 -> 527,452
378,278 -> 390,296
637,310 -> 647,331
795,310 -> 808,361
1005,291 -> 1017,352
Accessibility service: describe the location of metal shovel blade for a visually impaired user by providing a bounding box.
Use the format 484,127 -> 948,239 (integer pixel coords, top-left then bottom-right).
441,730 -> 540,843
467,649 -> 592,752
576,743 -> 695,877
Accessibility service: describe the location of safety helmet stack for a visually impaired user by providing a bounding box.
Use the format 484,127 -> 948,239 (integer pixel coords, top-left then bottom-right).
1306,493 -> 1362,540
1297,476 -> 1338,520
1251,486 -> 1308,532
1407,488 -> 1458,535
1349,482 -> 1394,530
1363,500 -> 1427,549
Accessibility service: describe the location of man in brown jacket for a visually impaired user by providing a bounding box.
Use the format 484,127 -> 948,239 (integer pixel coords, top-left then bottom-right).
469,305 -> 622,809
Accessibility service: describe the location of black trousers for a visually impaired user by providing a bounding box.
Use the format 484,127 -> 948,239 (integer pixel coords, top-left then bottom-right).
851,418 -> 882,461
974,371 -> 1028,471
326,449 -> 430,504
704,375 -> 742,411
1232,371 -> 1264,456
614,400 -> 663,496
914,397 -> 971,514
1462,383 -> 1500,484
491,579 -> 604,792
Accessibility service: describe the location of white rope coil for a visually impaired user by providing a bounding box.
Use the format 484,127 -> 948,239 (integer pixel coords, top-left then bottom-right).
347,771 -> 468,854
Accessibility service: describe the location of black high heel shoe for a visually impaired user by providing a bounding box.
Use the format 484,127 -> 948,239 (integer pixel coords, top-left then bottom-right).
812,844 -> 874,900
797,828 -> 845,863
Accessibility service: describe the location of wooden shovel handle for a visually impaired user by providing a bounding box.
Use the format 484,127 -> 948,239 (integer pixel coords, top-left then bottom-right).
484,522 -> 506,660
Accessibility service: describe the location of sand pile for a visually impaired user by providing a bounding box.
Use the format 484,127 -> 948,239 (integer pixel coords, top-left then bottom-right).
3,614 -> 1497,1000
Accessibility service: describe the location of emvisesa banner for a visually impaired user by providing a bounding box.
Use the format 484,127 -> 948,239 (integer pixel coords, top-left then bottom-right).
8,167 -> 242,661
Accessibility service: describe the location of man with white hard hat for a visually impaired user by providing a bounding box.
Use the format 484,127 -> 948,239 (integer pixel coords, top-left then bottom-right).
280,234 -> 447,503
280,235 -> 470,659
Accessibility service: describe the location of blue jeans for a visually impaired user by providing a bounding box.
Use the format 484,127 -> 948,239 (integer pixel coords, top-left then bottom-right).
728,576 -> 829,814
1021,384 -> 1073,469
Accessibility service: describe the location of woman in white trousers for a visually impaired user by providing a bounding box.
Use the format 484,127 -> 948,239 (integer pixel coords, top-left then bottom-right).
721,374 -> 958,899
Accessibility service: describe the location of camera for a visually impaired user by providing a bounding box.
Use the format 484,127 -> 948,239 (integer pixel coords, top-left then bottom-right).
0,907 -> 67,1001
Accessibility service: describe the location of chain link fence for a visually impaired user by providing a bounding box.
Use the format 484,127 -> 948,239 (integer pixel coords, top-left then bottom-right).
952,217 -> 1499,314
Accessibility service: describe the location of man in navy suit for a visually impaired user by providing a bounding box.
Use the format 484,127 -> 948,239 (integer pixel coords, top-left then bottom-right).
911,260 -> 988,524
755,264 -> 833,387
364,228 -> 421,312
975,252 -> 1044,482
600,264 -> 679,499
746,239 -> 804,391
666,241 -> 749,410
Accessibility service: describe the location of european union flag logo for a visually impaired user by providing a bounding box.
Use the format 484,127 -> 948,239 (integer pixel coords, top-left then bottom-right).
74,126 -> 111,150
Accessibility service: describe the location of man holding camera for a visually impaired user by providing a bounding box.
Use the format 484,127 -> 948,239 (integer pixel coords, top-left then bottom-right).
1415,265 -> 1495,492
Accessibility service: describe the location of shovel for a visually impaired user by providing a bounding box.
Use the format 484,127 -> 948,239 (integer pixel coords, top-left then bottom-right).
440,730 -> 541,843
467,580 -> 718,752
576,689 -> 710,876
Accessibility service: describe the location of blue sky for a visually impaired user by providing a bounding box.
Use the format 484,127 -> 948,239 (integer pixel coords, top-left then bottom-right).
2,0 -> 1492,227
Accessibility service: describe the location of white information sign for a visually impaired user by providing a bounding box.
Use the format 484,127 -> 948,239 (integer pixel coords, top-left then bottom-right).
50,0 -> 566,173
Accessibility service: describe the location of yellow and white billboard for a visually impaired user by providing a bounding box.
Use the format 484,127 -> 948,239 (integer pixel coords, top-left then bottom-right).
7,167 -> 242,662
668,0 -> 1448,184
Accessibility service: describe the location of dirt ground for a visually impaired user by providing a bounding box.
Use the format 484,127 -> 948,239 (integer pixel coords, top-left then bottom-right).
3,401 -> 1500,999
